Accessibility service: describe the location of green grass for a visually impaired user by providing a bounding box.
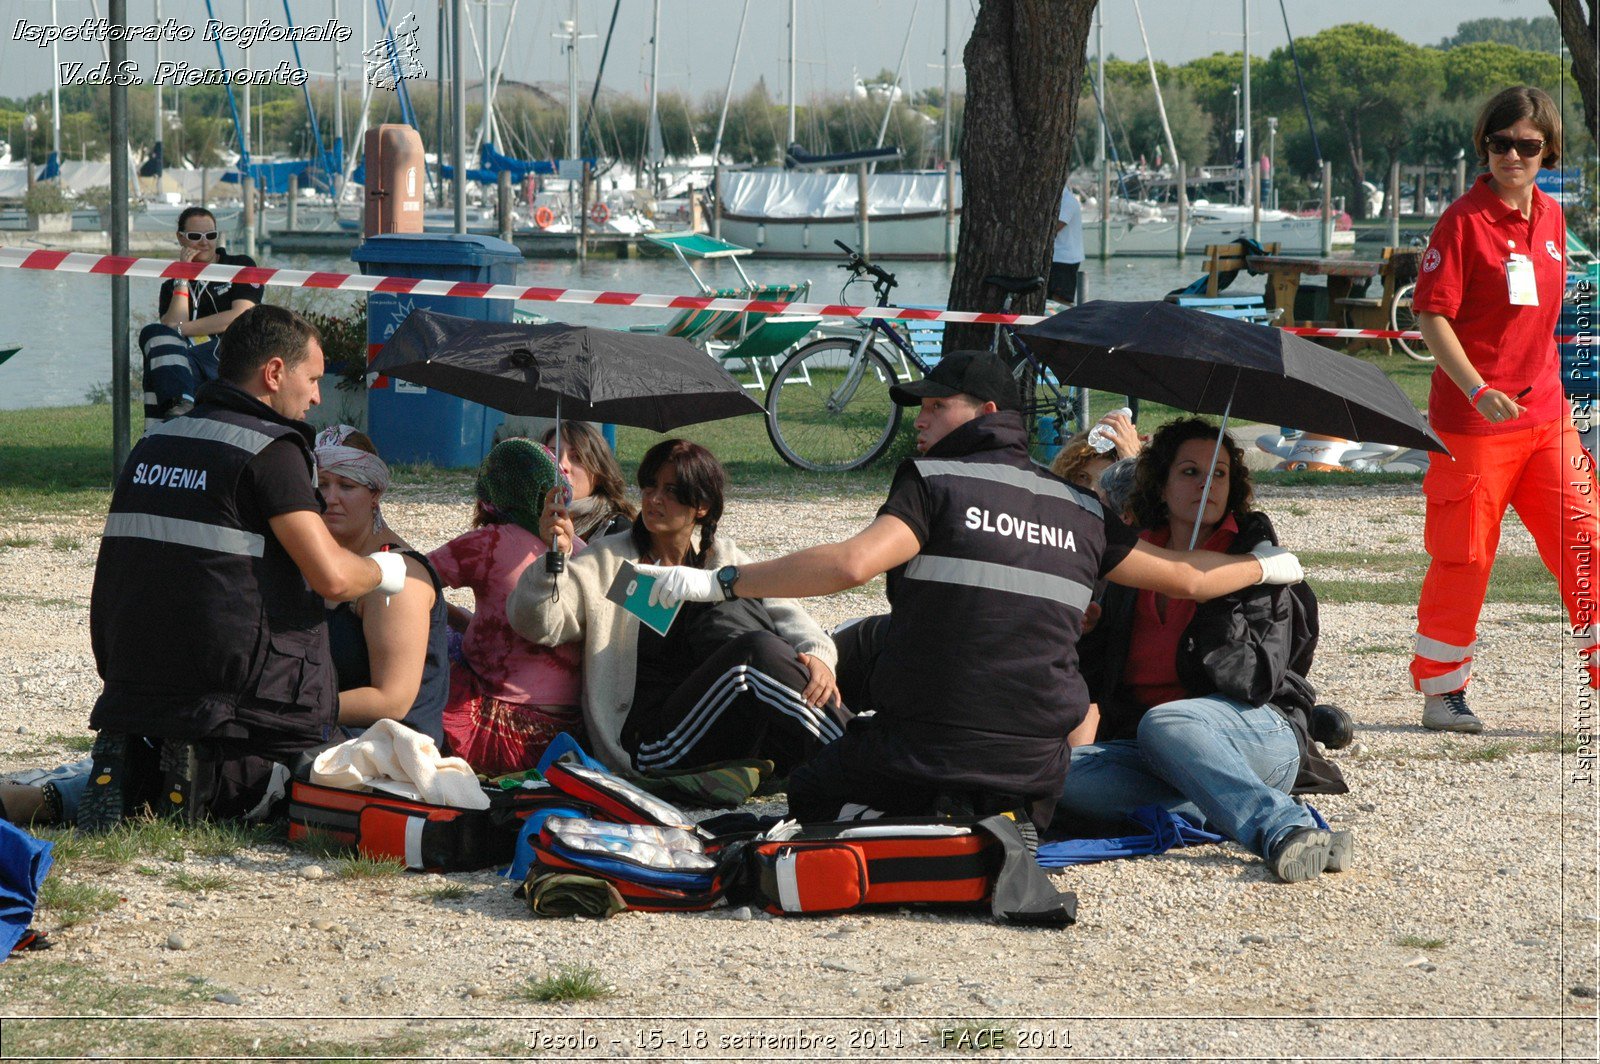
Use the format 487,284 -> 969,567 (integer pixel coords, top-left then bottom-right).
37,879 -> 121,928
420,883 -> 471,902
1397,934 -> 1448,950
0,535 -> 42,548
517,965 -> 612,1003
49,534 -> 83,550
36,817 -> 273,872
165,868 -> 233,893
334,852 -> 406,879
1300,550 -> 1559,606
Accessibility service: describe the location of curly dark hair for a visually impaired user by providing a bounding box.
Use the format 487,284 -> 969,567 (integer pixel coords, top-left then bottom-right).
629,439 -> 725,568
1128,417 -> 1254,531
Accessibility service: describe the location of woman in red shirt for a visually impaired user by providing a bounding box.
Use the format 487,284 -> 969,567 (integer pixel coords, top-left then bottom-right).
1409,85 -> 1598,732
1062,419 -> 1348,882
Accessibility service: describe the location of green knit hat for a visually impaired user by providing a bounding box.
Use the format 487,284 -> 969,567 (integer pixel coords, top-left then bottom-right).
476,438 -> 559,538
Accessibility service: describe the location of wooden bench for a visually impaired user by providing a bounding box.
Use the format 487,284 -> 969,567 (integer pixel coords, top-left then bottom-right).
1201,240 -> 1281,297
1171,293 -> 1279,326
1331,247 -> 1421,354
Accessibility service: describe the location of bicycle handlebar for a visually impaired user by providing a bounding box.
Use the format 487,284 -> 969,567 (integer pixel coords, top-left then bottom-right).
833,239 -> 897,290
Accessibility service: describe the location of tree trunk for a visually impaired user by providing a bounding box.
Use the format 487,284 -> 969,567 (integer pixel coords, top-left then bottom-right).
944,0 -> 1098,353
1550,0 -> 1599,144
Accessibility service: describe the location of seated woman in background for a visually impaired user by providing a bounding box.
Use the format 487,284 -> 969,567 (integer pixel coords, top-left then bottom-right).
1058,418 -> 1351,883
2,427 -> 448,824
1051,409 -> 1141,503
428,439 -> 584,776
507,438 -> 844,778
539,421 -> 637,541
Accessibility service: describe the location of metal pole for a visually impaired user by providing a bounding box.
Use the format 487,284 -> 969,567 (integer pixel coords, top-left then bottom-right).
497,167 -> 511,241
481,0 -> 492,147
1176,160 -> 1188,259
712,162 -> 722,239
1242,0 -> 1252,214
857,163 -> 870,259
711,0 -> 749,163
452,0 -> 467,232
787,0 -> 797,145
1454,153 -> 1466,201
1320,160 -> 1333,256
578,160 -> 589,260
567,0 -> 580,156
110,0 -> 131,475
435,0 -> 445,206
242,0 -> 255,256
1387,158 -> 1400,247
648,0 -> 661,196
152,0 -> 163,182
50,0 -> 61,175
287,173 -> 298,230
332,0 -> 343,193
1251,168 -> 1261,240
942,0 -> 954,261
242,174 -> 256,257
1096,7 -> 1107,260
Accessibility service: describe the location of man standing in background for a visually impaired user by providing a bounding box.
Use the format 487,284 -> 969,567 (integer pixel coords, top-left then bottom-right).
1048,183 -> 1085,305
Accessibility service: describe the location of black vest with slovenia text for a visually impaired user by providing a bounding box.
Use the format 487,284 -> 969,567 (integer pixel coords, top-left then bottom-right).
89,381 -> 336,744
869,411 -> 1114,799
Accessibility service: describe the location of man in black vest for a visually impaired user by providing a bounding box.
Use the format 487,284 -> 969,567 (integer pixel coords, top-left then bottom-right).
82,305 -> 408,830
634,351 -> 1304,833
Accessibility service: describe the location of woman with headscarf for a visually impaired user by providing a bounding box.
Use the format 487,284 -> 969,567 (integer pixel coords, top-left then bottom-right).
314,425 -> 449,745
428,438 -> 584,774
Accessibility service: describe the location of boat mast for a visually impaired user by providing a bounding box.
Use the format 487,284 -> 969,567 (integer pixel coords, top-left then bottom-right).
331,0 -> 342,196
784,0 -> 796,145
567,0 -> 580,157
1243,0 -> 1255,228
1131,0 -> 1177,178
647,0 -> 662,195
871,1 -> 918,164
480,0 -> 493,150
152,0 -> 163,179
50,0 -> 61,176
1095,5 -> 1107,259
711,0 -> 750,162
942,0 -> 953,260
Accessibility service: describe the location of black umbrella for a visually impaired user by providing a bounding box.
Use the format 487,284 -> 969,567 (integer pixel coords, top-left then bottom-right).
369,308 -> 764,430
1021,299 -> 1447,549
372,308 -> 763,573
1019,300 -> 1446,454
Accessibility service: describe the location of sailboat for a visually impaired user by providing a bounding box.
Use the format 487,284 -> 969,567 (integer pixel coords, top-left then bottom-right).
713,0 -> 960,260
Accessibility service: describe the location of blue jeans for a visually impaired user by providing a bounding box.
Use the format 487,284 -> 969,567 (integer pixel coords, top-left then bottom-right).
9,758 -> 92,822
1057,695 -> 1313,859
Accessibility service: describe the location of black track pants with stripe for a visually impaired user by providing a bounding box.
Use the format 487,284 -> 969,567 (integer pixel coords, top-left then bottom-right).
628,631 -> 847,776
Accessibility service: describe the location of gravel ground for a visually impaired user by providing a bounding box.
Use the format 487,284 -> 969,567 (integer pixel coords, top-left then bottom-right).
0,470 -> 1595,1061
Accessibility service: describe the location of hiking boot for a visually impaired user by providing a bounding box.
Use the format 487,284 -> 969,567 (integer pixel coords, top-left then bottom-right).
1324,829 -> 1354,873
1267,826 -> 1333,883
76,732 -> 129,833
1422,690 -> 1483,734
158,740 -> 204,824
1311,703 -> 1355,750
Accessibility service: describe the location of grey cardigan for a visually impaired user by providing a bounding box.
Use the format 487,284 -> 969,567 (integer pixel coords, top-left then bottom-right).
505,529 -> 838,773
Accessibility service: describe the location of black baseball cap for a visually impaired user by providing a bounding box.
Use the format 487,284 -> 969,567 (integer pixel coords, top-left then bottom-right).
888,349 -> 1021,411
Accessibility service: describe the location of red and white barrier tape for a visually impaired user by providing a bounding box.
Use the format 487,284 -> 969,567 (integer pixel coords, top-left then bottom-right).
6,244 -> 1594,346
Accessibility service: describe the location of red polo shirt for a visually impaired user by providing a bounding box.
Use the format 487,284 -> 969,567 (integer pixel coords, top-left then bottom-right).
1124,515 -> 1239,710
1412,174 -> 1566,435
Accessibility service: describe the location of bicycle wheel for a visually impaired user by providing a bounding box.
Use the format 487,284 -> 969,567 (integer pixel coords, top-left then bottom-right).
765,338 -> 905,472
1391,282 -> 1434,363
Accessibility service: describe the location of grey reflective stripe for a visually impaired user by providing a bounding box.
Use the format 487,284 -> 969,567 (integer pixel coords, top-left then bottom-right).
147,417 -> 277,455
913,459 -> 1104,518
103,512 -> 266,558
905,553 -> 1093,611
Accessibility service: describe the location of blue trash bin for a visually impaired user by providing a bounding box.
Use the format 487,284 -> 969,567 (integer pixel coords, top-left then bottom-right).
353,233 -> 524,467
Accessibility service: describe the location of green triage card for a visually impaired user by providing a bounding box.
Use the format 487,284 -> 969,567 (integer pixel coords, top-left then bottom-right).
606,561 -> 684,636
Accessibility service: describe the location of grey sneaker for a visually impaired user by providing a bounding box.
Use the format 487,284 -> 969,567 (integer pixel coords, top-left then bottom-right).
1422,690 -> 1484,733
1324,830 -> 1354,873
1267,826 -> 1334,883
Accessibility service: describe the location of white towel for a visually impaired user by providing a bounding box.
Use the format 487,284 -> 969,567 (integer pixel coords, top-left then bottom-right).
310,719 -> 490,810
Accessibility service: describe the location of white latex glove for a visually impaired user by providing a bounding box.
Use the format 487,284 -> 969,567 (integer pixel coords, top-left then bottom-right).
634,563 -> 721,608
369,551 -> 409,595
1250,544 -> 1303,586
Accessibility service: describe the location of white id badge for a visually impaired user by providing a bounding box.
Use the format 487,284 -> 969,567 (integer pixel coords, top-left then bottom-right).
1507,254 -> 1539,306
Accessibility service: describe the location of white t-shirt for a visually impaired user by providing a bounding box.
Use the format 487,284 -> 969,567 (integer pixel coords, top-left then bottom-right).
1053,185 -> 1084,265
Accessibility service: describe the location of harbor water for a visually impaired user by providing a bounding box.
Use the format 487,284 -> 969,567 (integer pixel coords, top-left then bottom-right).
0,249 -> 1208,411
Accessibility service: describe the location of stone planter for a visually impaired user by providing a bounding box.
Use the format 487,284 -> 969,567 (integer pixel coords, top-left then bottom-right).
31,212 -> 72,233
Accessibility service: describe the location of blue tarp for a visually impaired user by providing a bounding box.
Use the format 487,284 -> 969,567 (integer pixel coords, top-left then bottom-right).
0,820 -> 53,959
220,160 -> 335,195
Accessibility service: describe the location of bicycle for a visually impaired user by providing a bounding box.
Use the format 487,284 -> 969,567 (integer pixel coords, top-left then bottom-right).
1389,282 -> 1433,363
763,240 -> 1086,472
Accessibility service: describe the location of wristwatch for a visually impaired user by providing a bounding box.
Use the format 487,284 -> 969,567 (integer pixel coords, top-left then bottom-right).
716,564 -> 740,601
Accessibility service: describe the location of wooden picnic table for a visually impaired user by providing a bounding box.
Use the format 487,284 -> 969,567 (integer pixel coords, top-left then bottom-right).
1245,254 -> 1386,327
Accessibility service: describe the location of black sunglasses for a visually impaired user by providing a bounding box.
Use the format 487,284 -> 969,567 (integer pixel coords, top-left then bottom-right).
1484,135 -> 1546,159
180,230 -> 219,241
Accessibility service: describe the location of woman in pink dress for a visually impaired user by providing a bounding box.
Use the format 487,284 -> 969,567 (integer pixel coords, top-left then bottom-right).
428,439 -> 584,774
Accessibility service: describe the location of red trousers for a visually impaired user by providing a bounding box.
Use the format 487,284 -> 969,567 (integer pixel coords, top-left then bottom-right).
1411,418 -> 1600,694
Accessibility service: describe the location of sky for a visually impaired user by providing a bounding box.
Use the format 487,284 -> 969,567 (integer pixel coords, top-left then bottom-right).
0,0 -> 1559,106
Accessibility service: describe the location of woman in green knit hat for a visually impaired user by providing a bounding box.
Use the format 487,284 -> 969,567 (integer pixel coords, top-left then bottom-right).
427,439 -> 585,774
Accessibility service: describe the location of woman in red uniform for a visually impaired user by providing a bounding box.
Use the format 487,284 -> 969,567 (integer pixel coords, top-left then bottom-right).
1410,85 -> 1598,732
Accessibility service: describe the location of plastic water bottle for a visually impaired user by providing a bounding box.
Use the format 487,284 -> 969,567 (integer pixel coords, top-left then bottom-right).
1086,407 -> 1134,454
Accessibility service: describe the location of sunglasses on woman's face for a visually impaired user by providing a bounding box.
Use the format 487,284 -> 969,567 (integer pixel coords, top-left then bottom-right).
1484,135 -> 1545,159
180,230 -> 219,242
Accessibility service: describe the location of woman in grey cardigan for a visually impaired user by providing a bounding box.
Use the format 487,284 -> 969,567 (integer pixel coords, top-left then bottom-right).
507,439 -> 843,776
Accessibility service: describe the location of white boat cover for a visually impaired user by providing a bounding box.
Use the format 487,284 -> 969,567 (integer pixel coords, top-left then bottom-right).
719,169 -> 960,220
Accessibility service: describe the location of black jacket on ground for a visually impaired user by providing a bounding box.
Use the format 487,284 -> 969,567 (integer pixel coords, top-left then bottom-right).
1080,509 -> 1346,795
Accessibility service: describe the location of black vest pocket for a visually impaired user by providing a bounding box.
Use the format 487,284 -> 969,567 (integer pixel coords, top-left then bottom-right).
255,628 -> 324,705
